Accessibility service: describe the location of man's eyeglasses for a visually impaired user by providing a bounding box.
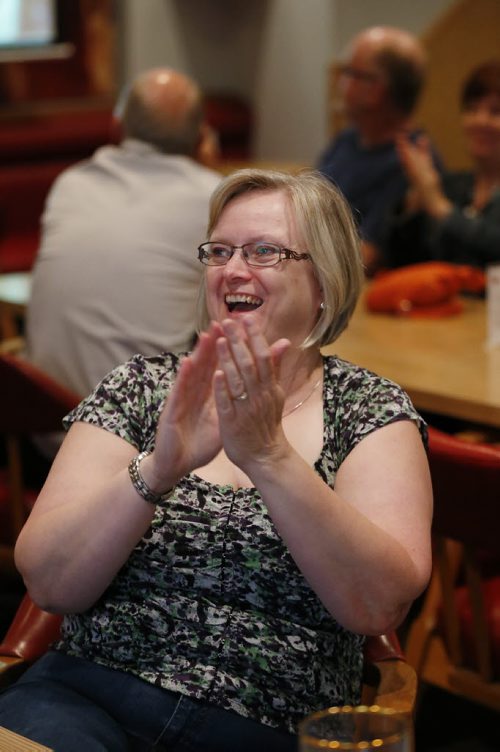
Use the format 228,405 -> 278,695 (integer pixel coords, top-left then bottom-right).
338,64 -> 379,83
198,242 -> 311,268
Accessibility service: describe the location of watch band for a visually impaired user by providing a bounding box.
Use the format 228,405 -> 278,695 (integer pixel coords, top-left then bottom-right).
128,451 -> 174,505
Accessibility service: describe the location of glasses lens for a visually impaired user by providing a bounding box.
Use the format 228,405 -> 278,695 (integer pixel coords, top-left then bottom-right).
245,243 -> 281,266
340,64 -> 376,82
200,243 -> 232,265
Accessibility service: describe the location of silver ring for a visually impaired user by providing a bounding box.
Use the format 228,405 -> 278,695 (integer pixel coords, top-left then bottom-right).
234,391 -> 248,401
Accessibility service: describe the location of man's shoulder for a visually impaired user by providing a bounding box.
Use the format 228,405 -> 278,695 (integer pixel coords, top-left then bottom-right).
120,143 -> 221,187
317,128 -> 359,172
324,127 -> 358,153
180,158 -> 222,187
52,144 -> 119,182
53,145 -> 220,192
334,126 -> 358,143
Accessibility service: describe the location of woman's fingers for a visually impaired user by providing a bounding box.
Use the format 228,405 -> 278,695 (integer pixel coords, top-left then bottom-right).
219,319 -> 258,392
215,336 -> 247,398
166,324 -> 220,421
241,316 -> 276,382
213,367 -> 235,415
219,316 -> 291,382
204,316 -> 291,424
218,316 -> 276,386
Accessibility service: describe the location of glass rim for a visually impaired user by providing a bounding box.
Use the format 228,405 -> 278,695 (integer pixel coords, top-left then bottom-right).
197,242 -> 311,267
337,64 -> 381,83
298,704 -> 409,750
198,241 -> 282,267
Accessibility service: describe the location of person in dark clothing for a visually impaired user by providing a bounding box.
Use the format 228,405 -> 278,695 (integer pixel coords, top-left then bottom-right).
317,26 -> 439,275
385,60 -> 500,269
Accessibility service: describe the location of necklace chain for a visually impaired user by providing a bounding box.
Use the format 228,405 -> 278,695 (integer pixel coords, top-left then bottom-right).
283,377 -> 322,419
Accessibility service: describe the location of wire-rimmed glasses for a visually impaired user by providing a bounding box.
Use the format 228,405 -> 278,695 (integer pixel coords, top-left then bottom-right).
198,242 -> 311,268
338,64 -> 380,83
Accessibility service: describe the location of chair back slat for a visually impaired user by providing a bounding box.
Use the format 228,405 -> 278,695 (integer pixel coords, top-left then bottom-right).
435,539 -> 464,666
463,546 -> 493,681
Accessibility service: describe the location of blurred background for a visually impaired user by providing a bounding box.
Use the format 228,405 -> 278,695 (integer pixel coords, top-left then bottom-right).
1,0 -> 500,169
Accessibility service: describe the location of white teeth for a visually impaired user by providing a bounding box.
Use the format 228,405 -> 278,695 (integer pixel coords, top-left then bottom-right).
225,294 -> 263,306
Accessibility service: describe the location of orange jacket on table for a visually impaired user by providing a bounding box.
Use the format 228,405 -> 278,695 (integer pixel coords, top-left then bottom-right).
365,262 -> 486,317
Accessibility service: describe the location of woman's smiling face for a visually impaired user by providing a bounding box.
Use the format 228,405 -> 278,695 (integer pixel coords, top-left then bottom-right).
204,189 -> 323,348
462,94 -> 500,164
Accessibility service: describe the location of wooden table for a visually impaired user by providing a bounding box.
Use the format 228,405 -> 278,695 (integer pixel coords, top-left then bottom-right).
0,726 -> 53,751
0,272 -> 31,340
218,159 -> 307,176
322,292 -> 500,429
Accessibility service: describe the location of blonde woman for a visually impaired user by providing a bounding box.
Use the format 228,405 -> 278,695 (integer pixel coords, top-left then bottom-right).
1,170 -> 432,751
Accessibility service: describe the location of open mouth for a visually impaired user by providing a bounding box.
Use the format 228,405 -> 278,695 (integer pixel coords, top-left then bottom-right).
225,293 -> 263,313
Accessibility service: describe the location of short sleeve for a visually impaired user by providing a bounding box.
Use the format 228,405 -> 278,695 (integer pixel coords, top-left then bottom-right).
63,353 -> 181,451
324,357 -> 427,467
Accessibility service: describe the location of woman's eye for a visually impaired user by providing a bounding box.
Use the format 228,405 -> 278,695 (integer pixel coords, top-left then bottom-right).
255,245 -> 276,256
212,246 -> 229,257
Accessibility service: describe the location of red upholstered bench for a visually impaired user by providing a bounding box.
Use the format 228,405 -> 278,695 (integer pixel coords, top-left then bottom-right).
0,108 -> 114,272
0,160 -> 72,272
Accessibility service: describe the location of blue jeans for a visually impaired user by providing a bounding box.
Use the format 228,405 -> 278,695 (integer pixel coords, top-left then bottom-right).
0,651 -> 297,751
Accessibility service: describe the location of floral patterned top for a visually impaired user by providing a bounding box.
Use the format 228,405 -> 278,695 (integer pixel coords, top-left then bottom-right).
56,353 -> 425,733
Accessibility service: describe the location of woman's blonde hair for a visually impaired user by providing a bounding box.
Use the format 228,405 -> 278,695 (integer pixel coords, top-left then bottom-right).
196,168 -> 364,348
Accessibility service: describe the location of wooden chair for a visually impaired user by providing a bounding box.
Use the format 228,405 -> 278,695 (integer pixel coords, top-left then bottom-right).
406,426 -> 500,712
0,352 -> 80,576
0,593 -> 63,688
0,592 -> 417,716
361,631 -> 417,715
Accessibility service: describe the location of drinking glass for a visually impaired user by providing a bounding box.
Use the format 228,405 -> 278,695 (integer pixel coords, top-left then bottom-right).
298,705 -> 412,751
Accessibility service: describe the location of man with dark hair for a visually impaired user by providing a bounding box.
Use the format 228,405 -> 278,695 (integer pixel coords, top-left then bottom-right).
317,26 -> 439,274
26,68 -> 221,405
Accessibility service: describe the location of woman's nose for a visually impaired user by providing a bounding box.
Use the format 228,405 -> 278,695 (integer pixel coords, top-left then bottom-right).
223,249 -> 252,275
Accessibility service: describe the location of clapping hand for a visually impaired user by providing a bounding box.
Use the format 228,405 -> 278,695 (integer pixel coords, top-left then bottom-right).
213,316 -> 290,473
152,316 -> 290,485
152,322 -> 224,483
396,133 -> 451,218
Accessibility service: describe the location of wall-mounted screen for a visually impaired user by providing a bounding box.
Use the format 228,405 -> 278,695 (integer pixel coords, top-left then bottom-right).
0,0 -> 73,60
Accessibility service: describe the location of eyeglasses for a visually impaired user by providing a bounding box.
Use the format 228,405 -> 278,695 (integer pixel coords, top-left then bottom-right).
338,64 -> 379,83
197,242 -> 311,267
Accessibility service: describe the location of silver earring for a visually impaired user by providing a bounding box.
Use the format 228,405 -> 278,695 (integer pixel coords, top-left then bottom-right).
320,301 -> 325,310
